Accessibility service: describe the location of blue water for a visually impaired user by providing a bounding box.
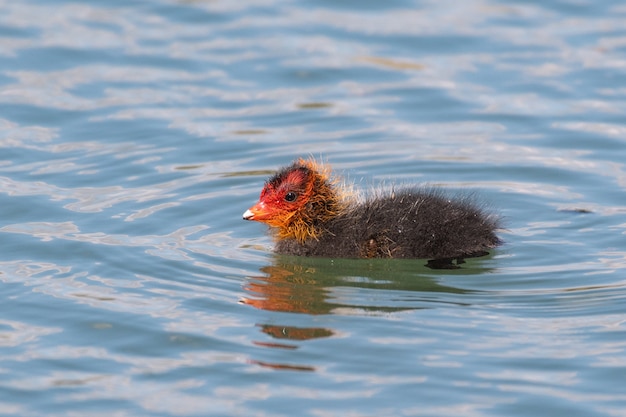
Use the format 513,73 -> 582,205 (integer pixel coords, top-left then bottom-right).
1,0 -> 626,416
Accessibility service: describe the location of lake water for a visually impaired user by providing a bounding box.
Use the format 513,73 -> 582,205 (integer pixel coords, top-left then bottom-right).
1,0 -> 626,416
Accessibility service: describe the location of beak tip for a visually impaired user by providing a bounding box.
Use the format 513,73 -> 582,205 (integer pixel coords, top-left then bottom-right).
243,209 -> 254,220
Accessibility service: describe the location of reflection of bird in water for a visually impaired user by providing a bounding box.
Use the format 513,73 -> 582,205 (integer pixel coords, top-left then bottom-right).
243,264 -> 335,368
243,258 -> 492,372
243,158 -> 501,265
242,258 -> 480,317
243,265 -> 333,315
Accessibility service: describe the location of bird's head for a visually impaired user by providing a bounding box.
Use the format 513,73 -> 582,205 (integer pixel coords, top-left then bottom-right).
243,158 -> 346,242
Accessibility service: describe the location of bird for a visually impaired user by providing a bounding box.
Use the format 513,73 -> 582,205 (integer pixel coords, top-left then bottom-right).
243,157 -> 501,264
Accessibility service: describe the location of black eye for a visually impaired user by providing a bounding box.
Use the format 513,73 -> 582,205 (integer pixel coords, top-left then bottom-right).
284,191 -> 297,202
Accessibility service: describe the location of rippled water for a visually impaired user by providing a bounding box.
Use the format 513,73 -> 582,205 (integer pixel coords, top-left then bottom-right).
1,0 -> 626,416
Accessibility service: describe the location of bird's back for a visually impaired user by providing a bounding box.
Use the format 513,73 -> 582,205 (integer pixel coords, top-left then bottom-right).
275,188 -> 501,260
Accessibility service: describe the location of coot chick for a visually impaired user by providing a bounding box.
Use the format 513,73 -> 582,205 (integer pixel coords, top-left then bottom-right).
243,158 -> 501,262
